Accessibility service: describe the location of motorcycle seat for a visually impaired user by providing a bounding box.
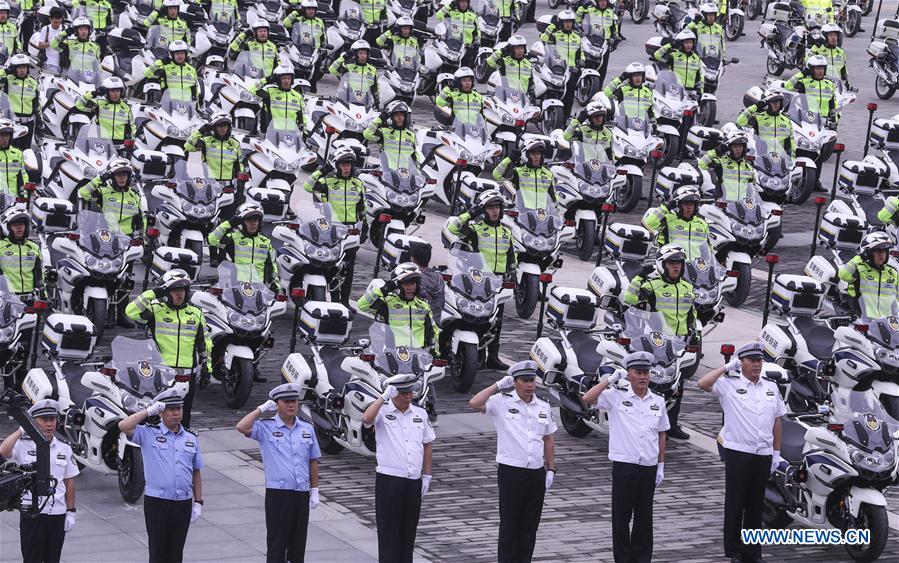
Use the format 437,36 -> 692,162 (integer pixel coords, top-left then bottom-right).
780,418 -> 807,463
567,330 -> 605,376
60,362 -> 94,407
793,316 -> 835,361
317,346 -> 354,392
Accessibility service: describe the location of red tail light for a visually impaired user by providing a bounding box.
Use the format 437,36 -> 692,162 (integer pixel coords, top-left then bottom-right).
867,102 -> 878,111
237,173 -> 250,182
505,210 -> 519,217
24,300 -> 48,313
502,281 -> 517,289
222,186 -> 234,194
359,353 -> 375,362
208,287 -> 223,295
616,169 -> 628,175
564,161 -> 576,169
834,143 -> 845,152
814,196 -> 827,205
123,139 -> 135,149
616,337 -> 631,346
274,294 -> 288,302
685,345 -> 700,353
650,150 -> 664,159
286,222 -> 300,230
601,203 -> 616,213
130,238 -> 144,246
100,367 -> 117,377
432,358 -> 448,367
23,182 -> 35,191
347,228 -> 361,235
425,178 -> 437,184
325,126 -> 337,134
65,233 -> 80,240
765,254 -> 780,264
455,158 -> 468,167
827,423 -> 844,432
290,288 -> 305,299
514,119 -> 525,127
745,155 -> 756,162
442,273 -> 452,281
146,228 -> 160,237
539,273 -> 553,283
854,323 -> 869,333
166,181 -> 177,189
795,161 -> 806,168
175,374 -> 192,382
770,209 -> 783,216
715,201 -> 727,209
683,110 -> 694,117
720,344 -> 735,355
563,220 -> 576,227
378,213 -> 392,223
726,270 -> 739,277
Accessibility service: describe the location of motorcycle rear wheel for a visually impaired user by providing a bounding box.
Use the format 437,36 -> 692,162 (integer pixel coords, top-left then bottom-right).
222,357 -> 254,409
844,504 -> 889,562
575,75 -> 600,107
725,14 -> 743,41
875,76 -> 896,100
761,499 -> 793,528
766,57 -> 784,77
747,0 -> 761,19
560,406 -> 592,437
118,446 -> 145,504
475,52 -> 490,84
514,272 -> 539,319
450,341 -> 478,392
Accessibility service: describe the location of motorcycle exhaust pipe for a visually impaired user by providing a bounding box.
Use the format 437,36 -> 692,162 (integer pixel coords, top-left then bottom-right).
864,103 -> 877,157
809,196 -> 827,259
761,253 -> 779,327
829,143 -> 845,201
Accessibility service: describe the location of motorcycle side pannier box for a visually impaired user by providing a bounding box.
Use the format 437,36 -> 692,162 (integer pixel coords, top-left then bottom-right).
771,274 -> 825,316
604,223 -> 652,262
131,150 -> 169,180
818,212 -> 865,250
685,126 -> 722,158
151,246 -> 201,281
644,35 -> 664,58
41,314 -> 96,360
875,19 -> 899,41
245,186 -> 289,221
870,118 -> 899,152
547,286 -> 599,330
382,233 -> 426,271
867,40 -> 889,60
300,301 -> 354,345
765,2 -> 793,22
838,159 -> 888,196
32,197 -> 76,233
587,265 -> 625,299
656,164 -> 701,201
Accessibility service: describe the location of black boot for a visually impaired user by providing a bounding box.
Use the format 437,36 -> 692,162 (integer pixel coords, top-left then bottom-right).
667,378 -> 690,439
116,299 -> 135,328
485,304 -> 508,370
486,356 -> 510,370
253,372 -> 268,383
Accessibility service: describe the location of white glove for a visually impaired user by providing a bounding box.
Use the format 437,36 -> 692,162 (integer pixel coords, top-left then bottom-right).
257,400 -> 277,414
608,369 -> 626,384
725,358 -> 741,373
190,502 -> 202,523
64,511 -> 76,533
545,470 -> 554,490
146,402 -> 166,416
381,385 -> 399,402
309,487 -> 320,509
771,451 -> 781,474
421,474 -> 431,497
655,463 -> 664,487
496,375 -> 515,390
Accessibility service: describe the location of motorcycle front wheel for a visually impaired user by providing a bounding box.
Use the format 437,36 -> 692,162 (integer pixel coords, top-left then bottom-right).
222,357 -> 254,409
316,426 -> 344,454
747,0 -> 761,19
450,341 -> 478,392
575,75 -> 600,107
725,14 -> 744,41
541,105 -> 564,135
576,219 -> 597,261
514,272 -> 539,319
548,0 -> 561,9
630,0 -> 649,24
725,262 -> 751,307
615,174 -> 643,213
844,10 -> 860,37
118,446 -> 145,504
767,57 -> 785,77
560,405 -> 592,437
792,168 -> 816,205
87,297 -> 108,345
699,99 -> 717,127
474,52 -> 490,83
844,503 -> 889,562
660,133 -> 680,167
862,0 -> 873,15
761,499 -> 793,528
875,76 -> 896,100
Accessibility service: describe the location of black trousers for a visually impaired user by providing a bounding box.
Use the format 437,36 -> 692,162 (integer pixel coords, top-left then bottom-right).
182,372 -> 197,429
497,464 -> 545,563
375,473 -> 423,563
611,462 -> 657,563
20,512 -> 65,563
144,496 -> 192,563
265,488 -> 311,563
487,303 -> 505,359
667,376 -> 686,430
723,448 -> 771,559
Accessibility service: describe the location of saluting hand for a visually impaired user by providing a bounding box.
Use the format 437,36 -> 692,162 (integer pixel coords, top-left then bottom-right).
381,385 -> 399,402
496,375 -> 515,391
725,358 -> 741,373
608,369 -> 625,384
146,402 -> 166,416
257,400 -> 277,414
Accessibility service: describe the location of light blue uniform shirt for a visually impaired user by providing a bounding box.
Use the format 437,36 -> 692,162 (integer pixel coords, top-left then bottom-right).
133,423 -> 204,501
250,415 -> 321,491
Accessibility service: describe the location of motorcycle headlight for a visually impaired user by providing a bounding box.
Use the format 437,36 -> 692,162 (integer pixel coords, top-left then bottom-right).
121,392 -> 149,414
83,166 -> 97,179
239,89 -> 259,104
166,124 -> 180,137
660,106 -> 676,118
194,204 -> 213,217
848,444 -> 893,472
797,136 -> 819,150
344,117 -> 363,131
623,145 -> 639,158
501,112 -> 515,125
0,324 -> 15,343
228,311 -> 242,324
84,254 -> 97,268
273,157 -> 297,172
386,190 -> 413,208
762,175 -> 783,188
650,366 -> 675,385
579,182 -> 607,198
549,75 -> 564,86
875,345 -> 899,368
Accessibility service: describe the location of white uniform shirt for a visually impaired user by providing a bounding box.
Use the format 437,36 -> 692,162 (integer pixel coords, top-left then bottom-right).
38,25 -> 62,73
486,392 -> 557,469
597,386 -> 670,466
11,434 -> 80,515
374,401 -> 436,479
713,372 -> 786,456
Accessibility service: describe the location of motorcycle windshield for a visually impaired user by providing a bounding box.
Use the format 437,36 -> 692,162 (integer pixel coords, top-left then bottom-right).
66,53 -> 100,84
787,93 -> 824,129
291,22 -> 322,50
217,261 -> 274,311
623,307 -> 684,365
340,5 -> 364,33
232,51 -> 267,82
171,161 -> 223,204
495,77 -> 529,104
77,211 -> 129,259
133,0 -> 154,17
265,126 -> 304,157
108,336 -> 178,397
751,135 -> 791,177
336,74 -> 375,109
654,70 -> 687,102
208,6 -> 236,22
379,152 -> 421,195
572,142 -> 616,184
298,203 -> 348,248
368,323 -> 431,388
684,243 -> 723,288
159,90 -> 197,116
725,193 -> 765,225
697,42 -> 722,65
0,92 -> 12,121
452,115 -> 489,141
73,125 -> 115,160
145,26 -> 174,59
863,316 -> 899,348
448,248 -> 501,301
831,388 -> 899,449
0,276 -> 25,329
613,102 -> 650,134
514,192 -> 562,235
542,45 -> 568,75
391,44 -> 420,80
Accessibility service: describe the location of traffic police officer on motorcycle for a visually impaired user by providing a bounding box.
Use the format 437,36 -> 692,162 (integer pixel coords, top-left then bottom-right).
446,189 -> 516,370
184,113 -> 242,184
208,202 -> 277,292
72,0 -> 113,33
125,270 -> 212,428
698,130 -> 754,201
697,342 -> 785,563
604,62 -> 655,121
282,0 -> 328,92
144,0 -> 192,44
118,388 -> 205,563
687,4 -> 727,60
0,399 -> 80,563
582,352 -> 669,563
252,64 -> 307,134
539,9 -> 582,108
784,54 -> 837,120
493,138 -> 557,209
0,119 -> 26,196
328,39 -> 380,105
144,40 -> 201,102
75,76 -> 135,144
808,23 -> 850,87
362,374 -> 436,563
229,19 -> 279,77
0,54 -> 39,149
236,382 -> 321,563
469,360 -> 557,563
50,16 -> 101,71
653,29 -> 703,94
435,0 -> 480,68
303,147 -> 366,305
837,232 -> 899,318
375,15 -> 420,57
363,100 -> 418,169
642,185 -> 709,260
357,262 -> 441,352
435,66 -> 484,125
486,35 -> 536,102
78,158 -> 144,234
736,88 -> 793,154
562,100 -> 614,160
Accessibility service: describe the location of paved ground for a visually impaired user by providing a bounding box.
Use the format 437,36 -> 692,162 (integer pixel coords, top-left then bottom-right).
5,0 -> 899,561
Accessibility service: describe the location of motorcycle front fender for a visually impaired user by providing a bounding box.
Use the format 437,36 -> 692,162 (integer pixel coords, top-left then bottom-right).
729,8 -> 745,16
795,156 -> 818,169
656,124 -> 681,136
495,130 -> 518,142
83,285 -> 109,302
847,486 -> 887,517
303,274 -> 328,292
700,93 -> 717,102
725,252 -> 752,270
517,262 -> 542,277
542,99 -> 563,110
117,432 -> 141,459
451,330 -> 480,353
224,344 -> 255,370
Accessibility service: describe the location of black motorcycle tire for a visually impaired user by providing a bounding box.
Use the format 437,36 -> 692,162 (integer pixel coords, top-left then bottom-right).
875,76 -> 896,100
725,262 -> 751,307
577,219 -> 597,261
792,169 -> 816,205
560,405 -> 593,437
514,272 -> 539,319
767,57 -> 785,76
844,504 -> 889,562
316,426 -> 344,454
630,0 -> 649,24
118,446 -> 145,504
747,0 -> 761,19
699,99 -> 717,127
661,133 -> 680,167
762,499 -> 793,528
450,341 -> 478,392
725,13 -> 743,41
845,10 -> 860,37
475,52 -> 490,83
575,74 -> 600,107
616,174 -> 643,213
222,357 -> 254,409
88,297 -> 108,345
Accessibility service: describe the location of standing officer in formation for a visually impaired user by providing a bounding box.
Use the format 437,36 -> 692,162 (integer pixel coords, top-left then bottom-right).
118,388 -> 205,563
470,360 -> 556,563
0,399 -> 79,563
236,383 -> 321,563
582,352 -> 668,563
362,375 -> 436,563
698,343 -> 785,563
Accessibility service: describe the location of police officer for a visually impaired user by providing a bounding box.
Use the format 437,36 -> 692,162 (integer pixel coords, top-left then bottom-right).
72,0 -> 113,33
328,40 -> 379,105
0,399 -> 79,563
363,100 -> 417,169
697,343 -> 785,563
654,29 -> 703,94
74,77 -> 135,144
125,270 -> 212,428
562,101 -> 613,160
0,54 -> 39,149
446,189 -> 515,369
582,352 -> 669,563
698,130 -> 754,201
687,3 -> 727,60
641,185 -> 709,260
50,17 -> 100,73
357,262 -> 440,351
837,232 -> 899,318
78,158 -> 144,237
282,0 -> 327,92
604,62 -> 654,121
486,35 -> 536,101
0,2 -> 20,56
184,113 -> 242,184
253,64 -> 307,134
435,0 -> 480,68
229,19 -> 279,77
809,23 -> 850,87
435,66 -> 484,125
493,138 -> 556,210
236,383 -> 321,563
469,361 -> 556,563
361,374 -> 436,563
143,40 -> 200,102
0,119 -> 26,196
144,0 -> 192,45
626,243 -> 695,440
576,0 -> 621,43
784,54 -> 836,121
358,0 -> 388,43
118,388 -> 205,563
303,147 -> 365,304
208,202 -> 277,290
736,89 -> 793,154
375,16 -> 420,61
539,10 -> 582,108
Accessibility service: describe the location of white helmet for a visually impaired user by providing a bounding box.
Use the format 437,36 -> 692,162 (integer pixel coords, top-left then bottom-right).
332,146 -> 356,166
106,157 -> 132,177
252,18 -> 271,30
0,118 -> 13,135
508,34 -> 527,48
655,243 -> 687,277
806,54 -> 828,71
385,100 -> 411,127
675,29 -> 696,42
454,66 -> 475,80
72,16 -> 92,30
168,40 -> 189,54
102,76 -> 125,91
162,0 -> 180,8
391,262 -> 421,285
6,53 -> 30,70
0,2 -> 11,11
300,0 -> 317,8
159,269 -> 192,292
273,64 -> 295,78
585,101 -> 608,120
821,23 -> 841,35
671,185 -> 701,207
350,39 -> 370,51
0,207 -> 29,236
396,15 -> 413,28
476,189 -> 505,209
699,3 -> 717,15
625,62 -> 645,78
210,112 -> 232,128
236,202 -> 264,223
860,232 -> 892,262
558,9 -> 576,21
723,130 -> 748,149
